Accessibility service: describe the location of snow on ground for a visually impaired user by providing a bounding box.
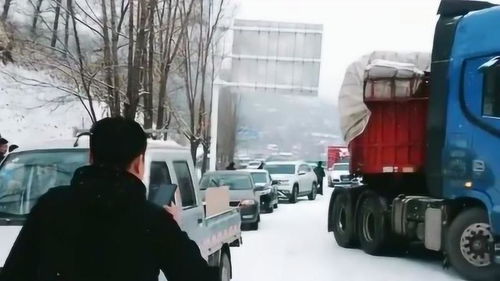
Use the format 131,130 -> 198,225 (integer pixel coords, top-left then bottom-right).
0,64 -> 104,146
231,186 -> 463,281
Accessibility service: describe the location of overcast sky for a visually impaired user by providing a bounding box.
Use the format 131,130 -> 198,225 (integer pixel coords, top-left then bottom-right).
235,0 -> 442,103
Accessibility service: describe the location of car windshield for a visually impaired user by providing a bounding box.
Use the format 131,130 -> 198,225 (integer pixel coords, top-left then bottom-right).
264,164 -> 295,175
200,174 -> 253,190
251,172 -> 268,184
0,149 -> 88,217
334,164 -> 349,171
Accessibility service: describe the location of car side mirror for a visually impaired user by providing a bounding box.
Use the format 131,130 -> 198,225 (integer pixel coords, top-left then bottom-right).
271,180 -> 279,185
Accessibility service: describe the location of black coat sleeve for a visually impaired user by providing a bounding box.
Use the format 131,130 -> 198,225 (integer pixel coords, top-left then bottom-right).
157,211 -> 218,281
0,196 -> 45,281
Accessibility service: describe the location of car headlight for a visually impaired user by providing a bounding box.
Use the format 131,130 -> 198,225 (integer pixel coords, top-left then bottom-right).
260,189 -> 271,195
240,200 -> 257,206
279,180 -> 289,184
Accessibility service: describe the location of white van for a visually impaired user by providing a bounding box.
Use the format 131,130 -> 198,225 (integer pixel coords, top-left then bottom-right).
0,138 -> 241,281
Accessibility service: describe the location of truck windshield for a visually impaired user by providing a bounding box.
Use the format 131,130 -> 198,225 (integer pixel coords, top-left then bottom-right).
264,164 -> 295,175
334,164 -> 349,171
250,173 -> 268,184
0,149 -> 88,217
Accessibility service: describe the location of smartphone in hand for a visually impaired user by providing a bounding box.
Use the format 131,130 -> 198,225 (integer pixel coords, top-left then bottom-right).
149,184 -> 178,207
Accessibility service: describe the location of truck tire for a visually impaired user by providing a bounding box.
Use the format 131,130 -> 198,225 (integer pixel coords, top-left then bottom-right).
332,191 -> 357,248
446,208 -> 500,281
308,183 -> 317,200
289,185 -> 299,203
218,251 -> 232,281
356,193 -> 389,255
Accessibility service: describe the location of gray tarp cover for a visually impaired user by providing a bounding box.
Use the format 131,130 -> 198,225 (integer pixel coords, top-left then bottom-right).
338,51 -> 431,144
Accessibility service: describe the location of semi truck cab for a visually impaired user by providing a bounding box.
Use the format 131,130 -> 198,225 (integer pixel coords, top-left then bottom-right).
436,2 -> 500,231
329,1 -> 500,280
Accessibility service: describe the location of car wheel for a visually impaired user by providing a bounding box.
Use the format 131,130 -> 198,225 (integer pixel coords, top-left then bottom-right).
274,203 -> 278,209
250,221 -> 259,231
218,251 -> 232,281
308,182 -> 317,200
267,203 -> 274,213
289,185 -> 298,203
446,208 -> 500,281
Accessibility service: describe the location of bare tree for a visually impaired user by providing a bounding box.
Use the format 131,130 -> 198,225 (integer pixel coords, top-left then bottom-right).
50,0 -> 63,47
156,0 -> 195,132
178,0 -> 227,167
32,0 -> 45,34
100,0 -> 116,116
1,0 -> 12,21
63,0 -> 70,57
144,0 -> 156,129
68,0 -> 97,122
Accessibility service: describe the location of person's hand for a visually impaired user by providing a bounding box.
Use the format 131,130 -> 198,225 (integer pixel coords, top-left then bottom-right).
164,202 -> 182,225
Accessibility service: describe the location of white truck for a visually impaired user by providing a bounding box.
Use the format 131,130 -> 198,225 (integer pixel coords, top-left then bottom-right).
0,138 -> 242,281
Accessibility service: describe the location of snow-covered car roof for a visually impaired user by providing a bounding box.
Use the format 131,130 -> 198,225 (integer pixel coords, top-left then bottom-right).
241,169 -> 269,173
13,138 -> 186,153
203,170 -> 253,176
264,161 -> 305,166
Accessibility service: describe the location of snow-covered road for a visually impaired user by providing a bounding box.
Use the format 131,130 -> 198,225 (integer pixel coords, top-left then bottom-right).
231,187 -> 463,281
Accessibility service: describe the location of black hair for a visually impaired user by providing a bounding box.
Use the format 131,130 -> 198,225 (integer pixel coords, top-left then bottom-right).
90,117 -> 147,170
0,138 -> 8,145
8,144 -> 18,152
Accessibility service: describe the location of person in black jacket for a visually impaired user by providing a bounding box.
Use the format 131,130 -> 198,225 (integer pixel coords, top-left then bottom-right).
0,117 -> 218,281
226,162 -> 236,170
0,138 -> 8,162
313,161 -> 326,195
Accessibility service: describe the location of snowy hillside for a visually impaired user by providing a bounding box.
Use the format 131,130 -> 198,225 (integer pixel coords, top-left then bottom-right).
0,64 -> 105,146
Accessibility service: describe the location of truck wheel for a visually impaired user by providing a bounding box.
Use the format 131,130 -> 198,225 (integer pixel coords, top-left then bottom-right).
357,193 -> 389,255
332,191 -> 357,248
289,185 -> 298,203
446,208 -> 500,281
219,251 -> 232,281
308,183 -> 317,200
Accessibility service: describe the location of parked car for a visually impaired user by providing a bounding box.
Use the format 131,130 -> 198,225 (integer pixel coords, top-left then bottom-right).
246,161 -> 262,170
328,162 -> 350,187
264,161 -> 318,203
0,138 -> 241,281
200,171 -> 261,230
245,169 -> 279,213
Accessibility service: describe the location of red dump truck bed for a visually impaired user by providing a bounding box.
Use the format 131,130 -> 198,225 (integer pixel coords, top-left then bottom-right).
349,77 -> 429,175
327,146 -> 346,169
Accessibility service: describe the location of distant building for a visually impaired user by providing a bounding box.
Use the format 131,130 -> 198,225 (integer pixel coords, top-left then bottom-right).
228,19 -> 323,97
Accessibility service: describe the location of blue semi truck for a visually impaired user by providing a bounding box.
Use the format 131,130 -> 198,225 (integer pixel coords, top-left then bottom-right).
329,1 -> 500,280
